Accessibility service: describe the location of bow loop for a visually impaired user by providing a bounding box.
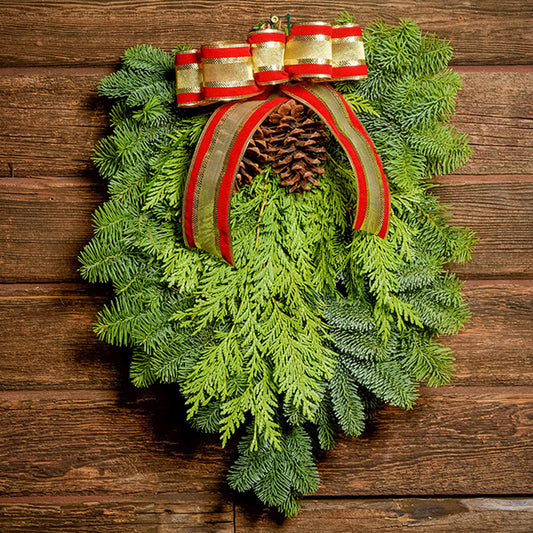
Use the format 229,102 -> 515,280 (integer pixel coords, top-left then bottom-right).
182,84 -> 389,265
175,22 -> 367,108
178,22 -> 388,266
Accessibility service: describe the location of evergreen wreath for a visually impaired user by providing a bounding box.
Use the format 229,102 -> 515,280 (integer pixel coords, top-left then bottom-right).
79,16 -> 476,517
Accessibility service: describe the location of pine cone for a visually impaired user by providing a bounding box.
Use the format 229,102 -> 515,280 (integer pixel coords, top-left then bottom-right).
235,99 -> 328,193
264,99 -> 327,193
234,128 -> 268,192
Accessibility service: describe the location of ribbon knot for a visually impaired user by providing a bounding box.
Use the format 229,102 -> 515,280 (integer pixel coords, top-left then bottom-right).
177,22 -> 390,265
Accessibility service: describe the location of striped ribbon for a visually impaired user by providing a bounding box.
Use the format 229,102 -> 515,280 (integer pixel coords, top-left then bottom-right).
182,83 -> 390,265
176,22 -> 368,107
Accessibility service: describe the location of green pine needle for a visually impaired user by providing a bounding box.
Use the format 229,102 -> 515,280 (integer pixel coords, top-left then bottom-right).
79,18 -> 475,517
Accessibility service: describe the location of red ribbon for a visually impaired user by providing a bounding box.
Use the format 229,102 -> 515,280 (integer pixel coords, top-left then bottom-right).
182,83 -> 390,265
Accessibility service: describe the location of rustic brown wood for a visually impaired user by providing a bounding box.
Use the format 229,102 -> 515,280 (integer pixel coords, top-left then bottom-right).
1,497 -> 531,532
0,388 -> 231,496
452,70 -> 533,175
434,176 -> 533,279
0,69 -> 531,179
445,280 -> 533,385
235,497 -> 533,532
0,495 -> 234,533
315,386 -> 533,496
0,386 -> 530,497
0,0 -> 532,67
0,284 -> 126,389
1,176 -> 531,282
0,71 -> 109,179
0,281 -> 531,389
240,498 -> 533,532
0,177 -> 106,283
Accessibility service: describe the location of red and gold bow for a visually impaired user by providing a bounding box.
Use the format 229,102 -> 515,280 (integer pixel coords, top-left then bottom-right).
177,21 -> 390,265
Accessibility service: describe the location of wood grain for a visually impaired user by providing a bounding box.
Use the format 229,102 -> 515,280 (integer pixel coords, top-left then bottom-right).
0,176 -> 531,282
315,386 -> 533,496
235,497 -> 533,532
0,386 -> 530,497
445,280 -> 533,386
0,284 -> 125,389
0,177 -> 106,283
0,69 -> 531,179
452,70 -> 533,175
434,177 -> 533,279
0,71 -> 108,179
0,281 -> 531,389
0,388 -> 231,497
0,495 -> 234,533
0,0 -> 531,67
1,497 -> 531,532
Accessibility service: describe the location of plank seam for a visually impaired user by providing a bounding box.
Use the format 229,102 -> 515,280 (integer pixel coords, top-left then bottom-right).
0,65 -> 531,77
0,494 -> 531,505
307,493 -> 533,500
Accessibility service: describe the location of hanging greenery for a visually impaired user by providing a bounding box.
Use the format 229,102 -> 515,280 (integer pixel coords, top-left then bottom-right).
79,17 -> 475,517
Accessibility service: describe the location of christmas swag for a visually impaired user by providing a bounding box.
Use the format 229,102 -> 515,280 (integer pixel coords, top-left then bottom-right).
79,14 -> 475,517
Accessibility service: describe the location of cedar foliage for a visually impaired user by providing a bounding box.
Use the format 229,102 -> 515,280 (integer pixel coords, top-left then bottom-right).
79,20 -> 475,517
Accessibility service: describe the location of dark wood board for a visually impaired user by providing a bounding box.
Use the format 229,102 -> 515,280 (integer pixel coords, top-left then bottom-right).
315,386 -> 533,496
452,69 -> 533,176
0,388 -> 231,497
0,1 -> 532,67
0,70 -> 531,179
0,495 -> 234,533
0,386 -> 531,497
235,497 -> 533,532
1,175 -> 531,283
0,176 -> 106,283
0,70 -> 110,179
1,497 -> 532,532
435,176 -> 533,279
0,283 -> 126,390
0,281 -> 531,390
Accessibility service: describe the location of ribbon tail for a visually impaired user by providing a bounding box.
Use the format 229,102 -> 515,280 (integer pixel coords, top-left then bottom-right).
183,92 -> 288,265
281,83 -> 390,238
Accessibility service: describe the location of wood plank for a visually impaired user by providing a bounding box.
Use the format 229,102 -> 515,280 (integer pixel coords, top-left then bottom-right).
0,281 -> 531,389
0,284 -> 126,389
0,389 -> 231,497
0,1 -> 531,67
315,386 -> 533,496
0,386 -> 530,497
0,69 -> 530,179
0,72 -> 108,179
445,280 -> 533,385
1,497 -> 531,533
0,495 -> 234,533
434,176 -> 533,279
452,70 -> 533,175
235,497 -> 533,532
0,177 -> 106,283
1,175 -> 531,281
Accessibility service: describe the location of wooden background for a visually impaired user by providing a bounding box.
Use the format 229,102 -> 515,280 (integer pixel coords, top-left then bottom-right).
0,1 -> 532,531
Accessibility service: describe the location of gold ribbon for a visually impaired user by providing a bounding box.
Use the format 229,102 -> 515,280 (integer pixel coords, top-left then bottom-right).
176,21 -> 367,107
182,84 -> 390,265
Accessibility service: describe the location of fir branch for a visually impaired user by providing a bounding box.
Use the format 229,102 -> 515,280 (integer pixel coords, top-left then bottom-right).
79,21 -> 475,517
122,44 -> 175,75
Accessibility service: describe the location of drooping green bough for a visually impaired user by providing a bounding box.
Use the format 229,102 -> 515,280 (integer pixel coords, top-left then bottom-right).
79,18 -> 475,516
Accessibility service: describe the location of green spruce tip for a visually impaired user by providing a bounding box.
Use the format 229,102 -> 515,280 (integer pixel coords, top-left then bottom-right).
79,19 -> 475,518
